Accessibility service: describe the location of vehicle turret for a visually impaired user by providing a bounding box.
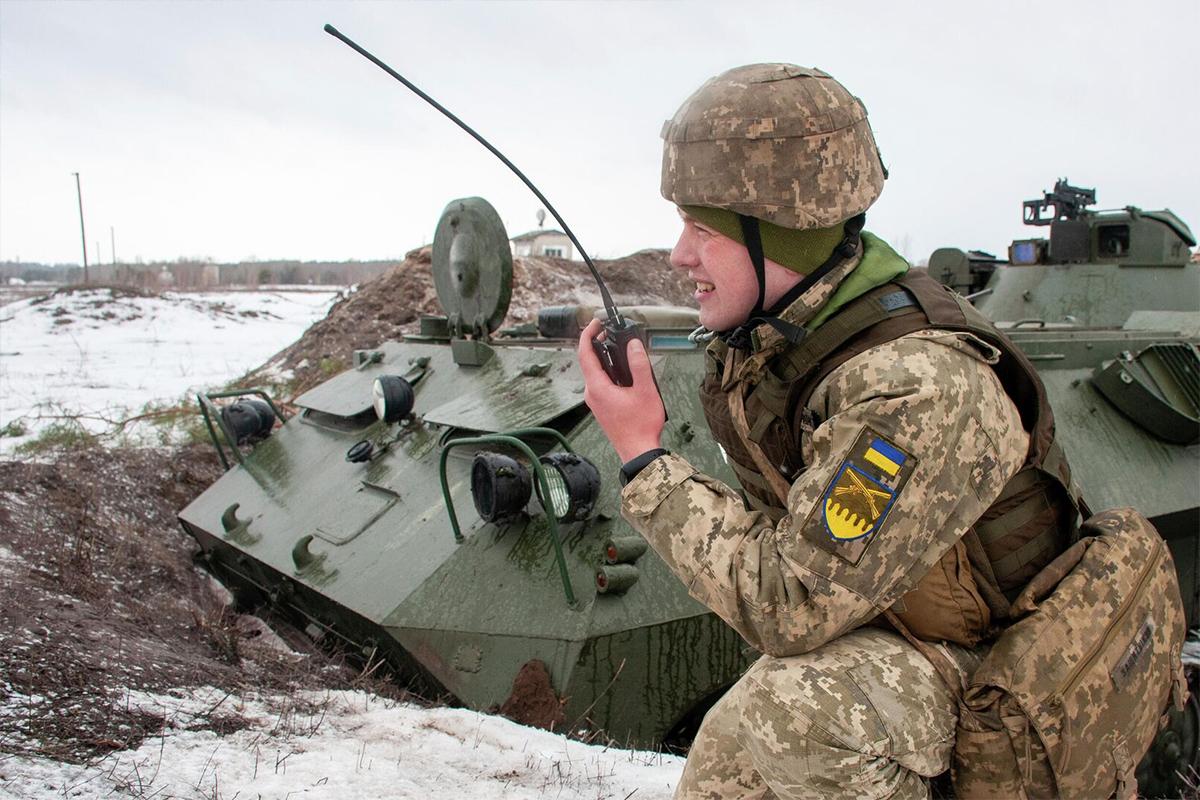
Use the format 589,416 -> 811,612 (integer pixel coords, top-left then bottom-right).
931,179 -> 1198,327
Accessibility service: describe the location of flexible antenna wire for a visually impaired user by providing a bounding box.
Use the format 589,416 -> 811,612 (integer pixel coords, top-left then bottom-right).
324,24 -> 623,326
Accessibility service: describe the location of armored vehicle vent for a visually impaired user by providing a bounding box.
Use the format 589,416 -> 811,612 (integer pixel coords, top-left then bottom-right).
1161,344 -> 1200,410
1093,343 -> 1200,445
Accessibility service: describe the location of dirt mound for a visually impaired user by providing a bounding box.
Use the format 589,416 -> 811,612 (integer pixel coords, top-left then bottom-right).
249,247 -> 693,397
497,659 -> 565,732
0,445 -> 359,763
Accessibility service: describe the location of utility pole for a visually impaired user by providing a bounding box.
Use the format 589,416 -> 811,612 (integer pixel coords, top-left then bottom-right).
72,172 -> 88,284
110,226 -> 116,265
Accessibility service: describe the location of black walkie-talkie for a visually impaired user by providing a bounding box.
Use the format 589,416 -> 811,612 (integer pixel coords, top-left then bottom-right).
324,24 -> 644,387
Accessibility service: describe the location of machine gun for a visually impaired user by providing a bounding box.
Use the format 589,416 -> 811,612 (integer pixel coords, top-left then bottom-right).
1022,179 -> 1097,225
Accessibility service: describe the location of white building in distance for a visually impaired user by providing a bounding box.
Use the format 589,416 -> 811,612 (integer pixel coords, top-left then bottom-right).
509,228 -> 574,259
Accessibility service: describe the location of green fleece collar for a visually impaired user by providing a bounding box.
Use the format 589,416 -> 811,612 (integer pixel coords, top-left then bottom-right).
806,232 -> 909,330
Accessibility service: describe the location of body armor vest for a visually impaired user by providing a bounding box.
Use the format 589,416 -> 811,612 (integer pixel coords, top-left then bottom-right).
699,269 -> 1083,643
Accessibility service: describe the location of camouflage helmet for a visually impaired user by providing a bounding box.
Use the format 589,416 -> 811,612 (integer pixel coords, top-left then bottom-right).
661,64 -> 886,230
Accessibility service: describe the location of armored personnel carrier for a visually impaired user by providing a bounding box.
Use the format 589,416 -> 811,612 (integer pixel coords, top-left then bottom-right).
180,183 -> 1199,789
179,197 -> 751,747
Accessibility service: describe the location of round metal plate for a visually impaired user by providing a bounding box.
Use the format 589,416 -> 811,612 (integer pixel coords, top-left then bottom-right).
432,197 -> 513,336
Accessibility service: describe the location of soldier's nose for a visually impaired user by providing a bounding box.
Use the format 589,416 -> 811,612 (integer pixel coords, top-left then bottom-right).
670,229 -> 699,270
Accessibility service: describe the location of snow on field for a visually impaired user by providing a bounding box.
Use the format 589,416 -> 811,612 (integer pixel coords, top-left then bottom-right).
0,287 -> 340,455
0,687 -> 684,799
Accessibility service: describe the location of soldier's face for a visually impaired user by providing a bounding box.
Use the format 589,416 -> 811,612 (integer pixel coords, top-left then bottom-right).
670,212 -> 802,331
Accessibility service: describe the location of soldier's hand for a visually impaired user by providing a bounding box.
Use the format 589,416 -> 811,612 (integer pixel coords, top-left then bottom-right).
577,319 -> 666,462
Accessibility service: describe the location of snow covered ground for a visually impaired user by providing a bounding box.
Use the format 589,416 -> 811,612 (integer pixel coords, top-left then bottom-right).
0,687 -> 684,799
0,287 -> 341,455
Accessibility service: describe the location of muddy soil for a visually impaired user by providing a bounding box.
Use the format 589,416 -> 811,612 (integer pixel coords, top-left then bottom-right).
497,660 -> 566,733
0,446 -> 371,764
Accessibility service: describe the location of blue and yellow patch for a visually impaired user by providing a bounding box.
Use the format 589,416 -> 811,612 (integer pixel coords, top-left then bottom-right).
813,429 -> 916,553
864,437 -> 906,477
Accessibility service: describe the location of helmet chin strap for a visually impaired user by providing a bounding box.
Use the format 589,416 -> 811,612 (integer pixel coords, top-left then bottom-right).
738,214 -> 768,320
721,213 -> 867,350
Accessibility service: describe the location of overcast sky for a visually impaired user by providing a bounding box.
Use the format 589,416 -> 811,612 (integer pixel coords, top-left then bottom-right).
2,0 -> 1197,268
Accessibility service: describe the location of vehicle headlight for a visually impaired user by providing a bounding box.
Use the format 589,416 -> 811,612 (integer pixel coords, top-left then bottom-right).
221,399 -> 276,445
471,452 -> 532,523
372,375 -> 415,423
536,452 -> 601,522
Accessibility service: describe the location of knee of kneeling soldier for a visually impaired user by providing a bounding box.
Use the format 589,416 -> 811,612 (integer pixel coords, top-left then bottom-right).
731,631 -> 961,777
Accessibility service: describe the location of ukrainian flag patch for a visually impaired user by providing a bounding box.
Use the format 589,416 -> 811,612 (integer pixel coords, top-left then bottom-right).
864,438 -> 906,476
818,428 -> 916,543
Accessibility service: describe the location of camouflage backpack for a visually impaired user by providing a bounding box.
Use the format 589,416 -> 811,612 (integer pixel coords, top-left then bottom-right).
947,507 -> 1187,799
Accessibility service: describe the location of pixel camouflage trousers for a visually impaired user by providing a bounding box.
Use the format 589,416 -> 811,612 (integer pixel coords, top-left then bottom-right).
676,628 -> 984,800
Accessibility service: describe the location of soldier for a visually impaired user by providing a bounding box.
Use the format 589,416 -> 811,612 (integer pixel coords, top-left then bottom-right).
577,64 -> 1079,799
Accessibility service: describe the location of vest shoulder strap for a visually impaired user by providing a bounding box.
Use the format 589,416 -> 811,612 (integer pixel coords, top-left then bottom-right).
782,276 -> 933,417
775,282 -> 924,385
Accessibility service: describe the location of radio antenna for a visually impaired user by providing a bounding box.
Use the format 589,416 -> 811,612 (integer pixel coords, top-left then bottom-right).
323,24 -> 623,327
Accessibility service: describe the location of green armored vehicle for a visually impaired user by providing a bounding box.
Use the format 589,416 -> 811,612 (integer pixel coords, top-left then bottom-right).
180,196 -> 752,746
930,180 -> 1199,796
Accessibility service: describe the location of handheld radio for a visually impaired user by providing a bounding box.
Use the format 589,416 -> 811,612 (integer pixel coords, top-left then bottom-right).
324,24 -> 644,387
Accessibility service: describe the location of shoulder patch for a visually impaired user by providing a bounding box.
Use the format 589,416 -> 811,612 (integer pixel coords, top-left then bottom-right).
803,428 -> 917,565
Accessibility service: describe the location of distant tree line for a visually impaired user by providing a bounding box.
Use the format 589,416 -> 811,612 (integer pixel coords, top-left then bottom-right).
0,258 -> 397,288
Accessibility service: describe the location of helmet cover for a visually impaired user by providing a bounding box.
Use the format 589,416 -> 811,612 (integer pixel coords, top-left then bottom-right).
662,63 -> 885,229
